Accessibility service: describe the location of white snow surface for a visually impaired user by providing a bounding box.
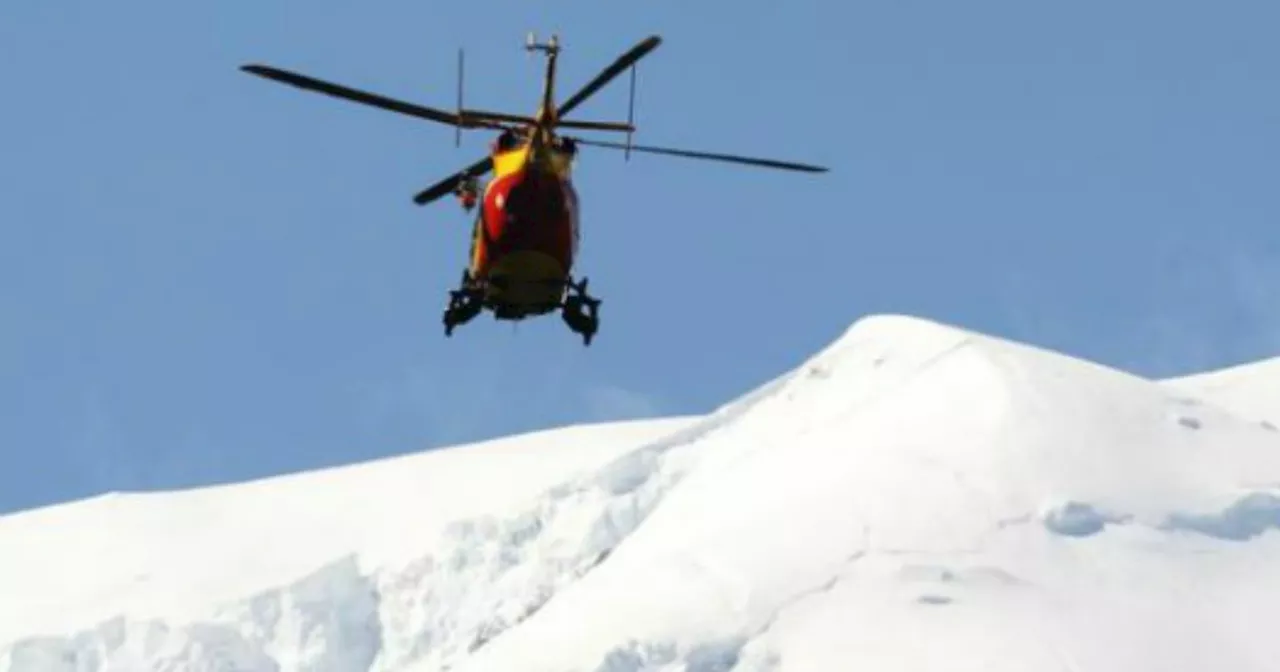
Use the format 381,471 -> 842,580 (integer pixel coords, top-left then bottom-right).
5,313 -> 1280,672
1163,355 -> 1280,428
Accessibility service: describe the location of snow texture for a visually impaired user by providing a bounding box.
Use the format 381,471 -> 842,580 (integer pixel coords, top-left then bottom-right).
4,313 -> 1280,672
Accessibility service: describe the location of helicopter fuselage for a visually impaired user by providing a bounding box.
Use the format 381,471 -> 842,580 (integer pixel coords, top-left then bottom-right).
466,139 -> 580,319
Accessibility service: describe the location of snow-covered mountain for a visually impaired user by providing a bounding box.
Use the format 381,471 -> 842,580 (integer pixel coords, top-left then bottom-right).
1164,355 -> 1280,429
4,313 -> 1280,672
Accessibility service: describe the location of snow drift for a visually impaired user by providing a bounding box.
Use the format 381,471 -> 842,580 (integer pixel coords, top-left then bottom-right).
3,313 -> 1280,672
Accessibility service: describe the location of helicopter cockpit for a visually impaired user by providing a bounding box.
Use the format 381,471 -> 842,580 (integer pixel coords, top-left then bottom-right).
491,128 -> 524,154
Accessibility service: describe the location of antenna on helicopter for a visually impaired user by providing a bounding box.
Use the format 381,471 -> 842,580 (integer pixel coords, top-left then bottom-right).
455,47 -> 464,147
625,64 -> 637,160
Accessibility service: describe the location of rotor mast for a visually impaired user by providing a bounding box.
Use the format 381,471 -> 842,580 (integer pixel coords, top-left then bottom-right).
526,32 -> 560,151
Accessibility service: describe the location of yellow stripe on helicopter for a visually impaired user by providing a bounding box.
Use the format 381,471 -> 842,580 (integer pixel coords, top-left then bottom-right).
490,142 -> 574,181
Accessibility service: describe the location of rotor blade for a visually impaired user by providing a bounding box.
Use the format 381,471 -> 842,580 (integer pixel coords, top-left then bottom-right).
412,156 -> 494,206
570,137 -> 828,173
241,64 -> 477,128
557,119 -> 635,133
556,35 -> 661,119
459,108 -> 538,126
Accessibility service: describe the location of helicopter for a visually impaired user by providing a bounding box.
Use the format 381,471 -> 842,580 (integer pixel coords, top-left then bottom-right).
240,33 -> 827,346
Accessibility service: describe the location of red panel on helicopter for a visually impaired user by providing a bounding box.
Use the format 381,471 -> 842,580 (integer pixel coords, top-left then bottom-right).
480,167 -> 577,273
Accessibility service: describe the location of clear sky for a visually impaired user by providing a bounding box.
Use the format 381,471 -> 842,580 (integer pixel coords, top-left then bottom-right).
3,0 -> 1279,514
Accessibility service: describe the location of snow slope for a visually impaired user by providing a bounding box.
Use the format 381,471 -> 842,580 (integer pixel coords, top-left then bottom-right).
4,313 -> 1280,672
1162,355 -> 1280,428
0,417 -> 696,668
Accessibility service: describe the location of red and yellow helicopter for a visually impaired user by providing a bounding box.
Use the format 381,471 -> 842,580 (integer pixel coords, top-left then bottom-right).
241,33 -> 827,345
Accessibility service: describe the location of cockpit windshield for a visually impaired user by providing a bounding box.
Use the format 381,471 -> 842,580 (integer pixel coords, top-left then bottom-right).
492,129 -> 525,153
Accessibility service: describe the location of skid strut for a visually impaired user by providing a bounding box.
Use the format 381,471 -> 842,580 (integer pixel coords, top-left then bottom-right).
443,269 -> 484,337
560,276 -> 600,345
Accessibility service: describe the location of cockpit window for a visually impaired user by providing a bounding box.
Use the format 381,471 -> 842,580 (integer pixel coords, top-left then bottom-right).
493,129 -> 522,153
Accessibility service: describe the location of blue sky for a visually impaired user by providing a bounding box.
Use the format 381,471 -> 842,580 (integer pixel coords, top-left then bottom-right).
3,0 -> 1279,514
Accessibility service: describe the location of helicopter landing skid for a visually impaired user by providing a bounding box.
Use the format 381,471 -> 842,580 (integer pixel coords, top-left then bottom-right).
443,270 -> 484,337
560,276 -> 600,346
442,271 -> 601,345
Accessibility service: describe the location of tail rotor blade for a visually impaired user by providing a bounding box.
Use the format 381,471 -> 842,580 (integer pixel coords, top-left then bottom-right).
570,137 -> 828,173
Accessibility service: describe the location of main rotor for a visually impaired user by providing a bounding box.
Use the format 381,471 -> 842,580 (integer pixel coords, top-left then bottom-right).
452,32 -> 645,152
239,32 -> 828,207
